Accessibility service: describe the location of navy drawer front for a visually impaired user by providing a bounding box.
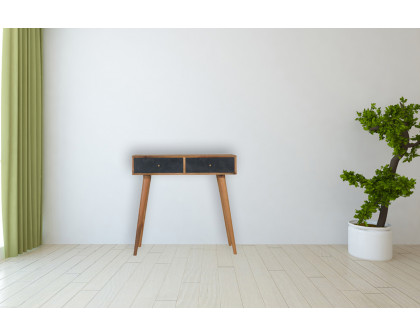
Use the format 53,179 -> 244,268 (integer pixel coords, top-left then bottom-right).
133,157 -> 183,174
186,157 -> 235,174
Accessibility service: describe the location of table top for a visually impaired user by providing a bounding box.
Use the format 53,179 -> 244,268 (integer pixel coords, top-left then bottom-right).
132,154 -> 236,158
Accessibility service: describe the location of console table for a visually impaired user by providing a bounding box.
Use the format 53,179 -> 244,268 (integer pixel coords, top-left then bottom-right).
132,154 -> 237,255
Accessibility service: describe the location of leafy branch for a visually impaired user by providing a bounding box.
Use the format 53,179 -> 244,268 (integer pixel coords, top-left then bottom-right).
341,97 -> 420,226
341,166 -> 416,225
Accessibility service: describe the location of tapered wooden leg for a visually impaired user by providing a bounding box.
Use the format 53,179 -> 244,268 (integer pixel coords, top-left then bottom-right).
134,175 -> 151,256
217,176 -> 232,246
217,175 -> 237,254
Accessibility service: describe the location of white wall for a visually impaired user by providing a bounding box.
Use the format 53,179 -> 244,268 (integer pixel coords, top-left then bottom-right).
43,29 -> 420,244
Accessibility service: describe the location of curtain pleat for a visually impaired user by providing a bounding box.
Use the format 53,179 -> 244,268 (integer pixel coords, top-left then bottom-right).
1,28 -> 43,258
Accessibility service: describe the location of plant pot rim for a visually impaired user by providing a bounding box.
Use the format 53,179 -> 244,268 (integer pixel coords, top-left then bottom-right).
348,219 -> 391,231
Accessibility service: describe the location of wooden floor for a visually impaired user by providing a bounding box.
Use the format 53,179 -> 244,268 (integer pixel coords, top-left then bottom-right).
1,244 -> 420,308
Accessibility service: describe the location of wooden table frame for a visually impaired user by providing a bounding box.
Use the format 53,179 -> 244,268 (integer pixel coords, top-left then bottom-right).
132,154 -> 237,255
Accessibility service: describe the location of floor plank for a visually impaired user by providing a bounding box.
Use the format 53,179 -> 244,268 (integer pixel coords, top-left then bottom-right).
282,245 -> 323,278
394,253 -> 420,271
3,244 -> 420,308
357,260 -> 420,303
126,244 -> 153,263
379,287 -> 420,308
41,282 -> 87,308
83,249 -> 132,291
0,255 -> 84,307
342,290 -> 377,308
73,249 -> 122,283
131,263 -> 170,307
67,245 -> 114,273
64,290 -> 98,308
365,293 -> 400,308
322,245 -> 392,288
176,283 -> 200,308
270,271 -> 310,308
158,245 -> 177,264
0,245 -> 60,279
109,253 -> 160,307
174,245 -> 191,259
199,249 -> 220,308
394,245 -> 420,256
270,247 -> 331,307
307,245 -> 331,257
243,246 -> 287,307
182,248 -> 203,283
320,256 -> 379,294
232,249 -> 265,307
86,263 -> 138,307
20,273 -> 79,308
0,245 -> 79,291
0,281 -> 34,304
298,246 -> 356,291
75,245 -> 103,257
157,257 -> 188,301
153,300 -> 176,308
217,245 -> 233,267
310,277 -> 354,308
378,258 -> 420,283
151,244 -> 166,253
218,267 -> 243,308
255,245 -> 283,271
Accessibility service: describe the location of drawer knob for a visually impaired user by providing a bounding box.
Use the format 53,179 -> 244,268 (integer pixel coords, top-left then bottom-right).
208,164 -> 212,167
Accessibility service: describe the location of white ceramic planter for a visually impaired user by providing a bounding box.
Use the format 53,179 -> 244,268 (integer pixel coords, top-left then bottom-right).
348,220 -> 392,261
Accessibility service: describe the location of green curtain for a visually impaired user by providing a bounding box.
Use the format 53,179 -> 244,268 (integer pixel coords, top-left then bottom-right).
1,28 -> 43,258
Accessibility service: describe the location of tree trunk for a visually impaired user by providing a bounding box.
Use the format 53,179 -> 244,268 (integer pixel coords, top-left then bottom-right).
377,206 -> 388,227
376,130 -> 409,227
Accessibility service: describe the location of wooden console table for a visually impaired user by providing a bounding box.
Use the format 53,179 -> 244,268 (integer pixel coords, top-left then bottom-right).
132,154 -> 237,255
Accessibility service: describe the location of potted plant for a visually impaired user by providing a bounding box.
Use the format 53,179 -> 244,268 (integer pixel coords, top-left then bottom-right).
341,97 -> 420,261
